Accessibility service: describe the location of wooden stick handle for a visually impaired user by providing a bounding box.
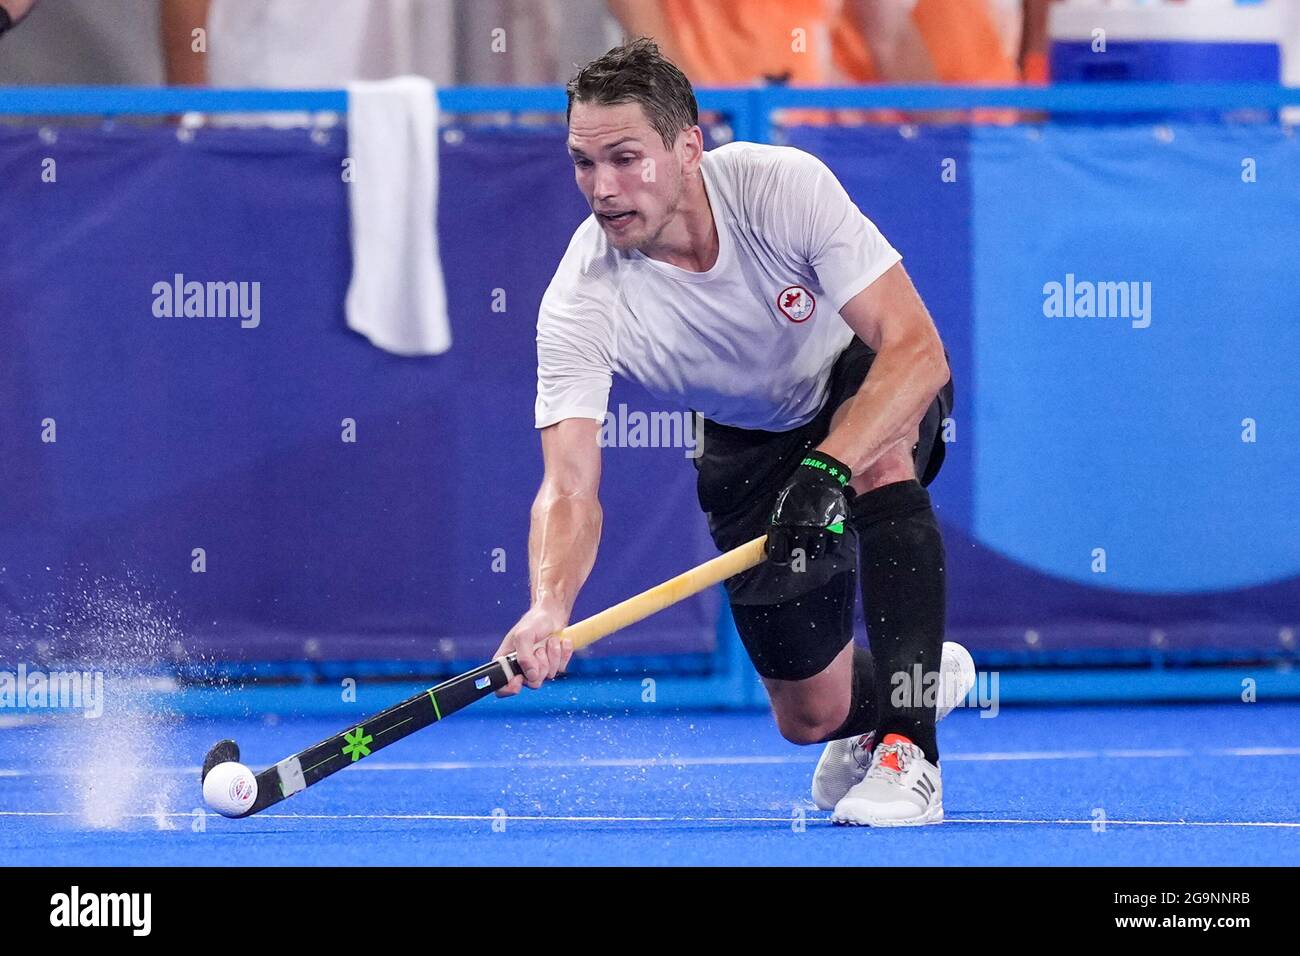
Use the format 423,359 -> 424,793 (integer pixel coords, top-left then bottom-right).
557,535 -> 767,651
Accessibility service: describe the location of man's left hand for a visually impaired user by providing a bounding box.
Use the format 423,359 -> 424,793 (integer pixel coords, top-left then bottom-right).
766,450 -> 854,565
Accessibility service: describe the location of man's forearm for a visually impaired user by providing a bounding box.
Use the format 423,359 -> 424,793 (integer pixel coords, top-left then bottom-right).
847,0 -> 938,83
816,337 -> 949,477
527,488 -> 602,622
0,0 -> 38,34
160,0 -> 210,86
1019,0 -> 1051,80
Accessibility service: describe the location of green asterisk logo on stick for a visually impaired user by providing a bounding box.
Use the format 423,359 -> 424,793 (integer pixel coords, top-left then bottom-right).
342,727 -> 373,762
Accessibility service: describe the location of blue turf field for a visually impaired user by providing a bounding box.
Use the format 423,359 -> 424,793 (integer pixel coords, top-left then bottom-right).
3,702 -> 1298,866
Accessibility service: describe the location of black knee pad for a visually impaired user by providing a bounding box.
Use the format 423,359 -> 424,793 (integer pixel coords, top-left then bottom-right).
730,570 -> 856,681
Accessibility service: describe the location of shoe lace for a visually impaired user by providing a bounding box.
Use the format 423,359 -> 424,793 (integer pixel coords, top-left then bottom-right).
868,741 -> 909,780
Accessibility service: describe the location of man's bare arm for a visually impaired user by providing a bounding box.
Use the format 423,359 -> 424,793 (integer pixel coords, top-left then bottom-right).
816,263 -> 949,476
160,0 -> 210,86
1019,0 -> 1051,81
529,418 -> 604,619
494,417 -> 603,695
0,0 -> 38,33
845,0 -> 938,83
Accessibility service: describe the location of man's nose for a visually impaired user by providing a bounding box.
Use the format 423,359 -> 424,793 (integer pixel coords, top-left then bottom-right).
592,163 -> 619,201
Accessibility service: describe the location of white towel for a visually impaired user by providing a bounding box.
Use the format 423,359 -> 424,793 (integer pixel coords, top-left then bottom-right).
345,76 -> 451,356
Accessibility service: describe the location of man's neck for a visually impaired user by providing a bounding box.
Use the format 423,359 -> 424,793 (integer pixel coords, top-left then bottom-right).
639,173 -> 719,273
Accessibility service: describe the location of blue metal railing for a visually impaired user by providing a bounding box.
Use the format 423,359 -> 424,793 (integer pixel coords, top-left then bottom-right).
5,82 -> 1300,112
4,83 -> 1298,155
2,82 -> 1299,141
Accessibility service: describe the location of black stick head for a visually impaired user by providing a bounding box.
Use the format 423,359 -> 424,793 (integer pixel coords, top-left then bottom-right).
201,739 -> 241,784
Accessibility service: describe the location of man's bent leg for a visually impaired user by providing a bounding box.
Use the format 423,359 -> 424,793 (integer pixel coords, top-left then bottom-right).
763,641 -> 854,744
848,433 -> 946,761
730,571 -> 879,745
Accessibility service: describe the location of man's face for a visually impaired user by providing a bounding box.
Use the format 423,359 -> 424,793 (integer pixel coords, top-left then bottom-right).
567,100 -> 687,252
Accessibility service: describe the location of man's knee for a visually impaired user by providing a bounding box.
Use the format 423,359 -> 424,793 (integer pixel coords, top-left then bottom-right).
850,427 -> 920,496
773,707 -> 844,746
767,663 -> 853,745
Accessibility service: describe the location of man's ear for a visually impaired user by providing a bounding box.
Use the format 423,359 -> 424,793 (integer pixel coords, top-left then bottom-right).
680,126 -> 705,173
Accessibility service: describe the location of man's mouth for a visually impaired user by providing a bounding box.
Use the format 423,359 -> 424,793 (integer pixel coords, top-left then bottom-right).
599,210 -> 636,227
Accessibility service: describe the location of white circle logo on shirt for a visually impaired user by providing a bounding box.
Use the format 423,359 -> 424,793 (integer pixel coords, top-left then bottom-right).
777,285 -> 816,323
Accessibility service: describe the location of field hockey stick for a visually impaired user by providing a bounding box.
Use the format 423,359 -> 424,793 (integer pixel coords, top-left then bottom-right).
202,535 -> 768,817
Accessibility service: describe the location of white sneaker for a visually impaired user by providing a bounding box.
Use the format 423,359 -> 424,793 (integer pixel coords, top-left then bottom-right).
810,641 -> 974,811
935,641 -> 976,720
832,734 -> 943,827
811,731 -> 876,812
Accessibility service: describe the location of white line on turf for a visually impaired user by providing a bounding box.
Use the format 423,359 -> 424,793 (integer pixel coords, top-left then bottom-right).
2,746 -> 1300,778
0,810 -> 1296,828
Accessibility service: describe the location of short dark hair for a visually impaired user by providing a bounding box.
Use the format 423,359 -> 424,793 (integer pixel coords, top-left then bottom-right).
566,38 -> 699,150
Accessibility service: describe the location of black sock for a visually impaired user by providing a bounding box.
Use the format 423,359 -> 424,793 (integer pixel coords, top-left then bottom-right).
818,645 -> 877,743
853,479 -> 946,761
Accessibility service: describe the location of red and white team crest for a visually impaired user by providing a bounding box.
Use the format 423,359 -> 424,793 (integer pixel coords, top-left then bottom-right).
777,285 -> 816,323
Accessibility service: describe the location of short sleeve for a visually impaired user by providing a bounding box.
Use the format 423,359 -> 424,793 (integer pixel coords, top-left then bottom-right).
534,285 -> 614,430
788,151 -> 902,315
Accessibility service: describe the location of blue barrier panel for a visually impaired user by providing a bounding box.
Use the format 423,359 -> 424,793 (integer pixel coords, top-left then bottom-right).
967,123 -> 1300,648
779,119 -> 1300,658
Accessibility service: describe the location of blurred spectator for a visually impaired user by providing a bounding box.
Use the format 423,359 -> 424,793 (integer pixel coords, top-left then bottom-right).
457,0 -> 617,85
0,0 -> 38,37
0,0 -> 162,84
606,0 -> 836,85
1020,0 -> 1050,83
160,0 -> 455,88
604,0 -> 1033,88
603,0 -> 1036,126
834,0 -> 942,83
833,0 -> 1020,85
159,0 -> 615,88
833,0 -> 1025,123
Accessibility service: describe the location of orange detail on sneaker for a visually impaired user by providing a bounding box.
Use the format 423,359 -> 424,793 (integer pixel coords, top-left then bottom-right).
877,733 -> 915,772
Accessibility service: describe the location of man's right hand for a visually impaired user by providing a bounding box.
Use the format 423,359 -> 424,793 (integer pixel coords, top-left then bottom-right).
493,604 -> 573,697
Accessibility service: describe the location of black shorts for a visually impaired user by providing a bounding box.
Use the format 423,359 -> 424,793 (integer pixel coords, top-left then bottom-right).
692,337 -> 953,680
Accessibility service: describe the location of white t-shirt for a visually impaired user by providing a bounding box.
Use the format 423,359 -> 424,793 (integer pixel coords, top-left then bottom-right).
535,141 -> 902,432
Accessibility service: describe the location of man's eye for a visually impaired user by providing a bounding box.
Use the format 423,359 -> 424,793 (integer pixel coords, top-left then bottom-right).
615,155 -> 636,166
573,158 -> 592,169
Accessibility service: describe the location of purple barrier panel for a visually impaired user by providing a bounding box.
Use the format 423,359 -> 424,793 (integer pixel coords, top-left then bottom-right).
0,125 -> 717,665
